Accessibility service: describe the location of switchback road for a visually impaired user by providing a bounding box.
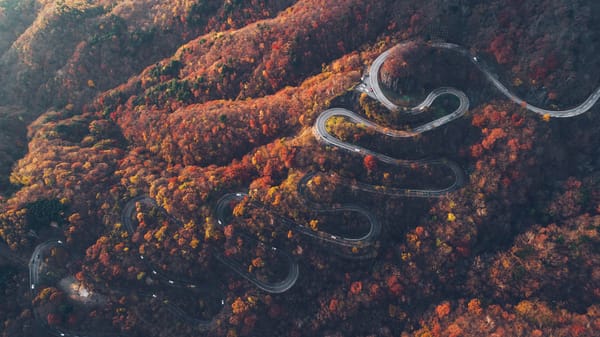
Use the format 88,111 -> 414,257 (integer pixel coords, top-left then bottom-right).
358,42 -> 600,117
122,195 -> 299,294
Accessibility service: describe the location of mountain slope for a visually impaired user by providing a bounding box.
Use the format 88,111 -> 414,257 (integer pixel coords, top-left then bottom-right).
0,1 -> 599,337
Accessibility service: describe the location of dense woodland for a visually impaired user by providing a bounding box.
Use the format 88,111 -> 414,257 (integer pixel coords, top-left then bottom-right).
1,0 -> 599,336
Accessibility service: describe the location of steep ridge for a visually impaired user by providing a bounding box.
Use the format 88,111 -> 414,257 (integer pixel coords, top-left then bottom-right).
0,0 -> 296,110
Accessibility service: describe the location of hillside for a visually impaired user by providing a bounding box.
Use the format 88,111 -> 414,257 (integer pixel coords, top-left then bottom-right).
1,1 -> 599,336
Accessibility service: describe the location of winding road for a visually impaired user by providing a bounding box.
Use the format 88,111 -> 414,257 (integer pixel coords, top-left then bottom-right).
29,240 -> 123,337
120,197 -> 204,288
29,240 -> 64,293
320,41 -> 599,198
121,195 -> 299,294
214,193 -> 299,293
313,106 -> 466,197
216,192 -> 380,259
432,42 -> 600,118
121,196 -> 212,289
358,41 -> 600,117
28,40 -> 599,337
30,238 -> 221,335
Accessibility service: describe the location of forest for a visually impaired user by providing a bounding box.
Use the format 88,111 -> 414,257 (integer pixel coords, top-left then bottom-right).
0,0 -> 599,336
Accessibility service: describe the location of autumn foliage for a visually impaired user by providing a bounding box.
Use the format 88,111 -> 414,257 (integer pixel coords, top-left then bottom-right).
1,0 -> 599,337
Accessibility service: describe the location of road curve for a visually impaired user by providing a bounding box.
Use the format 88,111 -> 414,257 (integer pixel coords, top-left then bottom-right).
29,240 -> 65,294
321,40 -> 599,198
359,41 -> 600,117
31,237 -> 220,334
122,195 -> 298,294
121,196 -> 205,288
121,196 -> 226,329
313,107 -> 466,197
430,41 -> 600,117
356,47 -> 399,111
214,193 -> 299,293
216,192 -> 380,259
29,240 -> 123,337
